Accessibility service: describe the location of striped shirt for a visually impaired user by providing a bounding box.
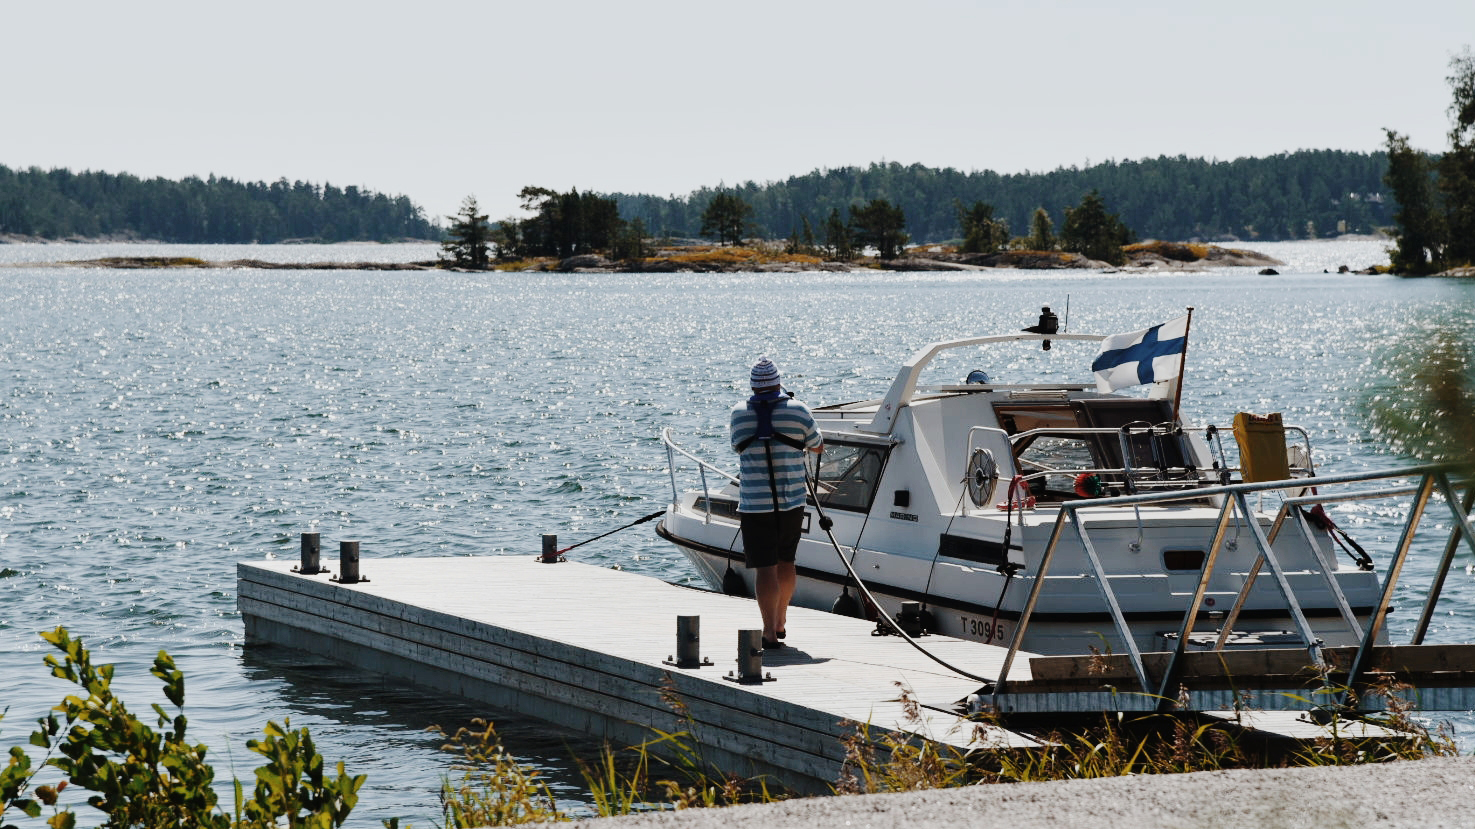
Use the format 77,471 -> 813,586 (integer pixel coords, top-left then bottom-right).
730,396 -> 822,512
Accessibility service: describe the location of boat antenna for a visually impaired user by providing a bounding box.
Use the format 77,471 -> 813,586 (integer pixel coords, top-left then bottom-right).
1171,306 -> 1194,423
1062,294 -> 1070,333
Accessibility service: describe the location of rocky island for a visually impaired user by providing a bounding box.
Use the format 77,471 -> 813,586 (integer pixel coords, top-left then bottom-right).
22,240 -> 1296,274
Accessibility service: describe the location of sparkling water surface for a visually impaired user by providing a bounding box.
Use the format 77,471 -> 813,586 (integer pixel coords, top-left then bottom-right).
2,240 -> 1473,826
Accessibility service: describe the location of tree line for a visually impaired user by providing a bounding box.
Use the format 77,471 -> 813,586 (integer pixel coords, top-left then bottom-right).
1383,47 -> 1475,274
440,188 -> 650,268
441,184 -> 1135,268
608,150 -> 1391,244
0,165 -> 439,243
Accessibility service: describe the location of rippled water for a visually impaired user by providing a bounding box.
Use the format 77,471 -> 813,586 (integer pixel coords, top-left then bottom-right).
0,240 -> 440,264
2,240 -> 1473,826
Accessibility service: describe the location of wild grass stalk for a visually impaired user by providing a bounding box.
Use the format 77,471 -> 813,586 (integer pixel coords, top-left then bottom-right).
429,677 -> 1462,824
430,719 -> 563,827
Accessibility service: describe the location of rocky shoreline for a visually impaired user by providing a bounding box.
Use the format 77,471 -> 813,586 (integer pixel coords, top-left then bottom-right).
0,240 -> 1421,275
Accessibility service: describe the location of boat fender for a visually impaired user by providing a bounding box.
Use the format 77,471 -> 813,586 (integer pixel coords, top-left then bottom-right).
831,587 -> 864,617
1074,472 -> 1107,498
721,561 -> 749,597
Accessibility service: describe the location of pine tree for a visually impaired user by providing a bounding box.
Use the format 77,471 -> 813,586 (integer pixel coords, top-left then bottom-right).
1440,48 -> 1475,266
1060,190 -> 1132,265
699,191 -> 752,246
1383,130 -> 1444,274
440,195 -> 493,269
1026,207 -> 1056,251
823,208 -> 853,261
849,199 -> 909,260
956,200 -> 1008,252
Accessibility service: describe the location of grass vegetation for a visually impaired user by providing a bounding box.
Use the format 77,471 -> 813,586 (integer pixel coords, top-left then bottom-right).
70,256 -> 212,268
655,244 -> 824,268
1123,240 -> 1212,261
5,632 -> 1457,828
421,679 -> 1457,827
489,242 -> 832,273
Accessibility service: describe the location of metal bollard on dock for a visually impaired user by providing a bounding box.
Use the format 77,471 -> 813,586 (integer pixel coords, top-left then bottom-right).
540,533 -> 564,564
294,532 -> 322,575
664,615 -> 711,669
726,629 -> 773,684
334,540 -> 366,584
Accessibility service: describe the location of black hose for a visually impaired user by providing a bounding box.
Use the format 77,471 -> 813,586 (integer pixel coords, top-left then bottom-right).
803,466 -> 995,686
557,509 -> 665,555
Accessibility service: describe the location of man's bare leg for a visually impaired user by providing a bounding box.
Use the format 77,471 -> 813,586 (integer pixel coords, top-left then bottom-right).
775,560 -> 796,636
754,564 -> 779,641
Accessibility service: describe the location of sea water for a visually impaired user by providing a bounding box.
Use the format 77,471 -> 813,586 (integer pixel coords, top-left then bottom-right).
2,239 -> 1472,825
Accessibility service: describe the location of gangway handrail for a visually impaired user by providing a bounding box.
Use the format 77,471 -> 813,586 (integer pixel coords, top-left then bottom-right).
986,463 -> 1475,711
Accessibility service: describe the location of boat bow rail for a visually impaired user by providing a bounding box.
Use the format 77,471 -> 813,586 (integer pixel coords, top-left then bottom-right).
662,427 -> 742,526
981,463 -> 1475,714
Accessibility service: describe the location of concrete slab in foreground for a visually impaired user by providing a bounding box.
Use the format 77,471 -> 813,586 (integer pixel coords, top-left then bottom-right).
544,755 -> 1475,829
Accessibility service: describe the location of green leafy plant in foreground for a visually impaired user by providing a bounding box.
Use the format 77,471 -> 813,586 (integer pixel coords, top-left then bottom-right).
0,626 -> 363,829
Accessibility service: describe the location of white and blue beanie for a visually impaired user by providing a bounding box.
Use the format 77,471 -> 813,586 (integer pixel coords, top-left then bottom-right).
750,357 -> 781,390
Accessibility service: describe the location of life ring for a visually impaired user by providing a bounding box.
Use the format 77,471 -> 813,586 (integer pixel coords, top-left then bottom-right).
1074,472 -> 1107,498
966,448 -> 998,507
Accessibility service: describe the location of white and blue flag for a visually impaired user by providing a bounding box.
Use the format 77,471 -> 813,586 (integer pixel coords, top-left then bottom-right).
1091,315 -> 1190,392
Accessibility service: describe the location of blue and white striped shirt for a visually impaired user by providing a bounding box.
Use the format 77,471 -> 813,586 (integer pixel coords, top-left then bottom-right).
730,396 -> 822,512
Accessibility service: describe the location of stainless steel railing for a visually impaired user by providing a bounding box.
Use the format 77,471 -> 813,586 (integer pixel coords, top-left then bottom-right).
986,464 -> 1475,711
662,428 -> 738,525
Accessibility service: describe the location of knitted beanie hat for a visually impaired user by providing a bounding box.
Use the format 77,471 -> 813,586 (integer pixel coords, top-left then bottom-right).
750,357 -> 781,390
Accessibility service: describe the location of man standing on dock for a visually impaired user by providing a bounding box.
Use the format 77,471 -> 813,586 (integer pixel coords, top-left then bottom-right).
731,357 -> 823,649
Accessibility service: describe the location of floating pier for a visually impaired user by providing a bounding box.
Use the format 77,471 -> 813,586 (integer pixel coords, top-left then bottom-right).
238,548 -> 1039,792
239,511 -> 1475,790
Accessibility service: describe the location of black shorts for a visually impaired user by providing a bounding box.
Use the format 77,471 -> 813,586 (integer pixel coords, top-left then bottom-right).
740,508 -> 805,568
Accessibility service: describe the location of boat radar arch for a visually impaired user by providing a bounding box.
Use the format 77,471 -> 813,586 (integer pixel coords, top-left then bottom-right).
859,332 -> 1106,435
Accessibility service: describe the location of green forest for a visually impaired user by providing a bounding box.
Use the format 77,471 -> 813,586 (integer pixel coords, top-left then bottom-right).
0,151 -> 1395,246
610,150 -> 1392,244
0,165 -> 439,243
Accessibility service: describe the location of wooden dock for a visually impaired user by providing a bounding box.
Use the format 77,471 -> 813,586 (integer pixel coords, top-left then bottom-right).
237,554 -> 1038,792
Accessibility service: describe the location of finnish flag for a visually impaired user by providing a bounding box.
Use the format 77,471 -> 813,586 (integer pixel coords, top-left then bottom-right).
1091,315 -> 1190,393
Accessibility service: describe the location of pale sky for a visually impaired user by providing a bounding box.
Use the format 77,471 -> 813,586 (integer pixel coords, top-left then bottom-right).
5,1 -> 1472,225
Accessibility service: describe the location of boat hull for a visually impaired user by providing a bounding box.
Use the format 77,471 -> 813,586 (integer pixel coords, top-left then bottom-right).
659,509 -> 1385,657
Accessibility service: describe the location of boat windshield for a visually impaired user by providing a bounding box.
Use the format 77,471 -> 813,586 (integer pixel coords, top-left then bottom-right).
814,441 -> 888,512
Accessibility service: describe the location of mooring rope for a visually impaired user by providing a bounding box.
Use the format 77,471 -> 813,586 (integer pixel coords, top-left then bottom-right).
803,469 -> 995,686
557,509 -> 665,555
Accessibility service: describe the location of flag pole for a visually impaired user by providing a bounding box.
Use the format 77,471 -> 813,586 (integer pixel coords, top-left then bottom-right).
1172,307 -> 1194,423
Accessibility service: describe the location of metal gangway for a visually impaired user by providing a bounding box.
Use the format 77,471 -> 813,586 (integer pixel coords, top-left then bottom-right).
978,464 -> 1475,714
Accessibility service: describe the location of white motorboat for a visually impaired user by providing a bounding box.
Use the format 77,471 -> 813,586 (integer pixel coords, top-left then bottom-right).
658,309 -> 1388,656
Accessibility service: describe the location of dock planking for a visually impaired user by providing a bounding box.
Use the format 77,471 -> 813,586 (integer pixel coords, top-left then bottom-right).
238,554 -> 1038,792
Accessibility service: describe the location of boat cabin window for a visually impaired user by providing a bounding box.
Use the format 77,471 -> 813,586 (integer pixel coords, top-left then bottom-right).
994,399 -> 1195,501
814,441 -> 889,512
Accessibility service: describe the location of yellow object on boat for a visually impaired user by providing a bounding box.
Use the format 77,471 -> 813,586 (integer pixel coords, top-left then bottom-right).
1233,411 -> 1290,482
